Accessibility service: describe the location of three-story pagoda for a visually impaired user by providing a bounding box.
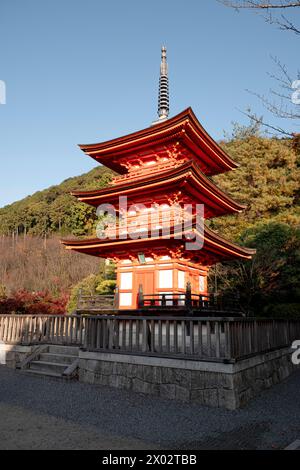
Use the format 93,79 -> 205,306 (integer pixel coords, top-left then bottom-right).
62,47 -> 255,309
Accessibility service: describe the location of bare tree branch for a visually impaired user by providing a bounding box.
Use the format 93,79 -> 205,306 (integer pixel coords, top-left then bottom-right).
274,14 -> 300,34
244,56 -> 300,127
220,1 -> 300,9
238,109 -> 294,135
219,0 -> 300,34
246,88 -> 300,119
219,1 -> 300,135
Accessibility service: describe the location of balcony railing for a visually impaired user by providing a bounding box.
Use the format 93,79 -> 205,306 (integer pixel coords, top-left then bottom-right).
138,291 -> 241,313
76,289 -> 117,312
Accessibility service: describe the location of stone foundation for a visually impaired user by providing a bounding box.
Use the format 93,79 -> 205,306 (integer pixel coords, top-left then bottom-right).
79,347 -> 299,409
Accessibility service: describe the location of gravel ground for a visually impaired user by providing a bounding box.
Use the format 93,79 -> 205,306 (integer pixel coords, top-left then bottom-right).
0,365 -> 299,450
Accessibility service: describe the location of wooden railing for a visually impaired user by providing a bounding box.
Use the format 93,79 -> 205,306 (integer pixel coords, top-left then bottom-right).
83,316 -> 300,362
1,314 -> 299,363
76,289 -> 118,312
76,284 -> 240,313
229,319 -> 300,359
0,315 -> 85,346
138,292 -> 240,312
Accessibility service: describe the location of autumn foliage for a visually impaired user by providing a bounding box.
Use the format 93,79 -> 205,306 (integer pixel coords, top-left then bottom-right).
0,290 -> 68,315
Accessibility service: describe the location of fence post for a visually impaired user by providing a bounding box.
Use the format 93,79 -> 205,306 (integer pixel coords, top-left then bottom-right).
114,286 -> 119,310
138,284 -> 144,308
224,321 -> 232,360
185,281 -> 192,312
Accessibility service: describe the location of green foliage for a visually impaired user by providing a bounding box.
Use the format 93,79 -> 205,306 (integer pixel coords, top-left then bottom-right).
0,166 -> 113,236
66,266 -> 116,313
95,280 -> 116,295
211,130 -> 300,239
67,274 -> 101,313
211,222 -> 300,318
0,284 -> 7,299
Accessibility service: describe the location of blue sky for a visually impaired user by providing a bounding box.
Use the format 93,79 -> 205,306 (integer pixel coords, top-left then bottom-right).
0,0 -> 298,207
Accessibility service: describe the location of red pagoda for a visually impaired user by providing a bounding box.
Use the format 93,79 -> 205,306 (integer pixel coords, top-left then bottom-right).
62,47 -> 255,310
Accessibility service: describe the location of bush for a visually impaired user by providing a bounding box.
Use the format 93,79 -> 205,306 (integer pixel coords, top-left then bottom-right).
0,290 -> 68,315
262,303 -> 300,320
0,284 -> 6,299
67,274 -> 116,313
211,222 -> 300,318
95,280 -> 116,295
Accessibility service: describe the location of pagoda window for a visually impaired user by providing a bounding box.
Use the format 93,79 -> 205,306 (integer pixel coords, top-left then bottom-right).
119,293 -> 132,307
120,272 -> 132,290
159,269 -> 173,289
178,270 -> 185,289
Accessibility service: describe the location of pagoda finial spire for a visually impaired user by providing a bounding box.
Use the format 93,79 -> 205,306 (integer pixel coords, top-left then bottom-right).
158,45 -> 169,121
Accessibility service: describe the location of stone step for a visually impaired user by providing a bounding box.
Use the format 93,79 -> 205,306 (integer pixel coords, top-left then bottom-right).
47,345 -> 79,356
39,352 -> 78,365
29,360 -> 67,375
23,369 -> 63,379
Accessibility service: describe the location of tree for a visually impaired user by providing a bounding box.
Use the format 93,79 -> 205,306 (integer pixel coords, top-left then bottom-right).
219,0 -> 300,136
209,222 -> 300,317
210,123 -> 300,239
67,271 -> 116,313
0,166 -> 114,236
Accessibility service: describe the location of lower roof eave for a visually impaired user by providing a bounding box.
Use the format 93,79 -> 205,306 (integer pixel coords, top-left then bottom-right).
60,228 -> 256,263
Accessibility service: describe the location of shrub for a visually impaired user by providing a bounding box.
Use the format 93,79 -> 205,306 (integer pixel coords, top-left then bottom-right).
0,290 -> 68,315
67,274 -> 116,313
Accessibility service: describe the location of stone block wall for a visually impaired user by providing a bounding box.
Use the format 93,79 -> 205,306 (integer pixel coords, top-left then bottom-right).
79,348 -> 299,409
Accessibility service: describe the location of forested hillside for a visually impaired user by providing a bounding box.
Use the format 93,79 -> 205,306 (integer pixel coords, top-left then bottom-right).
0,166 -> 114,237
211,127 -> 300,239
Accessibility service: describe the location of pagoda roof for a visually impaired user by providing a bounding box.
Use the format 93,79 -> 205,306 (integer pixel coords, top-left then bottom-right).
71,161 -> 246,218
78,108 -> 239,176
61,222 -> 255,265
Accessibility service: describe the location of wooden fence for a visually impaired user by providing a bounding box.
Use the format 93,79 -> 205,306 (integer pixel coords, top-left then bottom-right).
0,315 -> 85,346
0,314 -> 299,362
84,315 -> 300,362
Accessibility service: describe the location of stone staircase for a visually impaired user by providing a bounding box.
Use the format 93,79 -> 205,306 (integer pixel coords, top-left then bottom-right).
21,345 -> 79,379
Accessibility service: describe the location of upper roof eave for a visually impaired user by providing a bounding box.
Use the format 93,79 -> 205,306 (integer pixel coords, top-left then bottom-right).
78,108 -> 239,174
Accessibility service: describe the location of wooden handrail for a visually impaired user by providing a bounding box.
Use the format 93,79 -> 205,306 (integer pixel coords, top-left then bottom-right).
139,292 -> 240,312
0,314 -> 85,346
1,314 -> 299,363
82,315 -> 300,362
77,290 -> 118,311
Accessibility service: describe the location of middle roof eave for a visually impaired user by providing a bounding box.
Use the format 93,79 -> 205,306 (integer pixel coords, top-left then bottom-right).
70,160 -> 246,215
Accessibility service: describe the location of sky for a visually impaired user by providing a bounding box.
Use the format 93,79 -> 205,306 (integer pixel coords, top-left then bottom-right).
0,0 -> 298,208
